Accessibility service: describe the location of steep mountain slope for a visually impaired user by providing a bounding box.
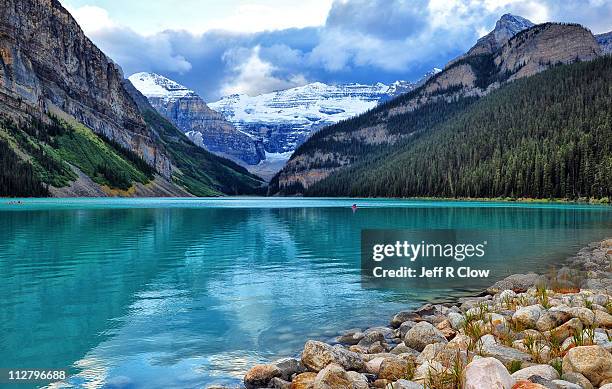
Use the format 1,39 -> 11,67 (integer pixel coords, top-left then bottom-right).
304,57 -> 612,199
129,72 -> 265,166
122,80 -> 266,196
271,19 -> 602,194
596,31 -> 612,54
0,0 -> 264,197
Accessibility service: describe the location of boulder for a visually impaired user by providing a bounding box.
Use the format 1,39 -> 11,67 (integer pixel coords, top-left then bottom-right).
356,331 -> 385,348
566,307 -> 595,326
416,342 -> 445,364
391,343 -> 417,355
414,303 -> 438,316
499,289 -> 518,301
481,338 -> 532,365
528,376 -> 558,388
290,372 -> 317,389
391,311 -> 421,328
399,321 -> 419,338
412,360 -> 445,384
365,326 -> 396,340
345,371 -> 369,389
589,294 -> 610,306
393,380 -> 424,389
270,377 -> 292,389
511,381 -> 548,389
560,372 -> 594,389
547,318 -> 583,341
487,273 -> 544,294
436,319 -> 457,339
593,330 -> 612,351
275,358 -> 306,381
447,334 -> 471,350
510,365 -> 559,381
244,364 -> 282,389
403,322 -> 448,351
336,329 -> 364,345
366,342 -> 386,354
447,312 -> 465,330
378,357 -> 411,381
562,345 -> 612,386
513,305 -> 543,329
301,341 -> 364,372
463,357 -> 515,389
364,357 -> 384,374
549,380 -> 581,389
313,363 -> 351,389
595,310 -> 612,327
535,311 -> 572,332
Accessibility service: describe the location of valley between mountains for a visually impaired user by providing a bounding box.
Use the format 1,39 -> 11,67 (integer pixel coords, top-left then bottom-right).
0,1 -> 610,200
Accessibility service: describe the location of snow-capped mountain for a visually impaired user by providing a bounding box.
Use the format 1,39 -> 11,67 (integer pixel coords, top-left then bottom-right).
210,82 -> 389,154
129,72 -> 195,101
210,74 -> 438,157
129,70 -> 438,179
129,72 -> 265,165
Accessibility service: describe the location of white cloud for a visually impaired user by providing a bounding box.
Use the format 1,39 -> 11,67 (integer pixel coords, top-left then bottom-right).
62,0 -> 333,36
66,5 -> 116,34
67,5 -> 192,75
202,1 -> 334,34
220,46 -> 308,96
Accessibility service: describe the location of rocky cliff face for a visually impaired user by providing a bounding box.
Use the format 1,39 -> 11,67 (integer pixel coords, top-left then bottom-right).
274,19 -> 604,193
0,0 -> 172,177
497,23 -> 601,80
129,72 -> 265,166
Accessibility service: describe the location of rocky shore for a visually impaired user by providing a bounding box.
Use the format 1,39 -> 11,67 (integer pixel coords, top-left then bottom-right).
233,239 -> 612,389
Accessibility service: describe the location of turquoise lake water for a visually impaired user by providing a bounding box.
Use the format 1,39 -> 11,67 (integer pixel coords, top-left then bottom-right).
0,198 -> 610,388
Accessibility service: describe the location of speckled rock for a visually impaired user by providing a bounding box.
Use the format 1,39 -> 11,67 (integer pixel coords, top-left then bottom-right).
393,380 -> 424,389
463,357 -> 515,389
290,372 -> 317,389
510,365 -> 559,381
535,311 -> 572,332
560,372 -> 594,389
563,345 -> 612,386
513,305 -> 543,329
378,357 -> 411,381
403,322 -> 447,351
244,364 -> 282,389
313,363 -> 351,389
301,341 -> 364,372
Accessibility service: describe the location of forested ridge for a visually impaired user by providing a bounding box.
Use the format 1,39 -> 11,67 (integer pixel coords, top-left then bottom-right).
303,56 -> 612,200
0,117 -> 155,197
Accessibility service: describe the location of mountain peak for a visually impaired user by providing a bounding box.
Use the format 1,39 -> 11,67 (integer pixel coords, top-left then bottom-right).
128,72 -> 195,101
451,13 -> 534,61
493,14 -> 535,42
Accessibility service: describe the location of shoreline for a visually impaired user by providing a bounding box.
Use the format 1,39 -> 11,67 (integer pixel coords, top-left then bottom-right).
0,196 -> 610,206
236,238 -> 612,389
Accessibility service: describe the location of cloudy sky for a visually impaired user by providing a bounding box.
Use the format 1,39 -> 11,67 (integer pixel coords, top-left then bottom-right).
59,0 -> 612,101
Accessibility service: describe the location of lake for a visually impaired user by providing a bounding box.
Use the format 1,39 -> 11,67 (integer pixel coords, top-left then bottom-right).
0,198 -> 610,388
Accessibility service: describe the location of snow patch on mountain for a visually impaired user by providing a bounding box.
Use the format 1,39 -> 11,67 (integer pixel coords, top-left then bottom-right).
128,72 -> 195,102
211,82 -> 390,126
